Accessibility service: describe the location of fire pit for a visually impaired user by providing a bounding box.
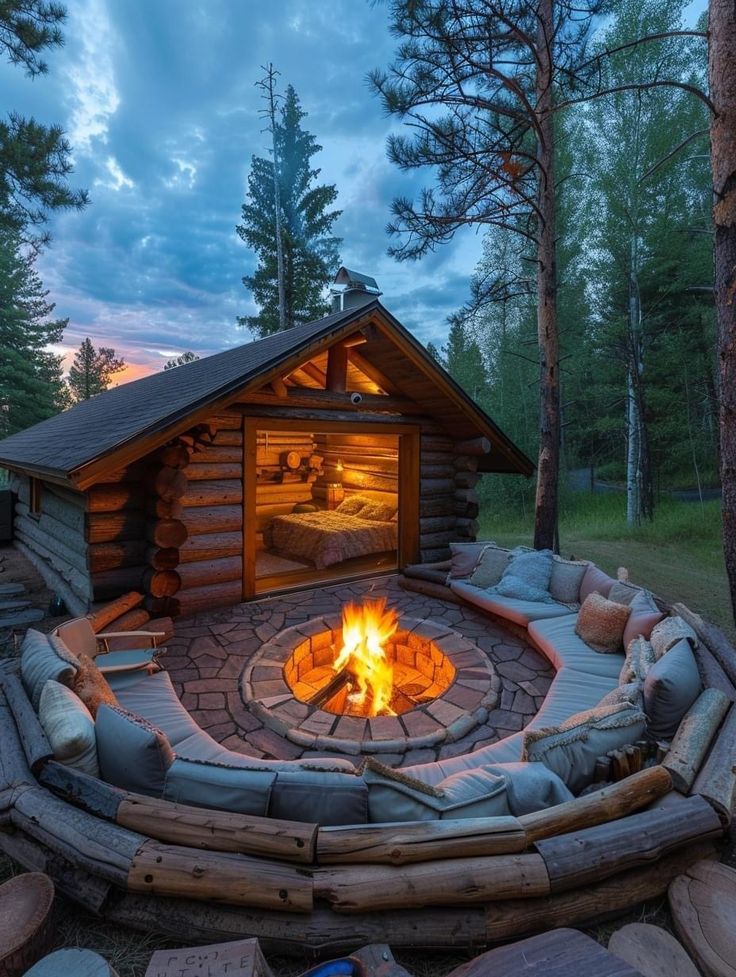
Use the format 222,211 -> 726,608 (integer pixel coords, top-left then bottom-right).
243,599 -> 499,755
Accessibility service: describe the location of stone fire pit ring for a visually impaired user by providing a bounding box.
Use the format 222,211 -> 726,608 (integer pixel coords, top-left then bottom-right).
242,615 -> 500,755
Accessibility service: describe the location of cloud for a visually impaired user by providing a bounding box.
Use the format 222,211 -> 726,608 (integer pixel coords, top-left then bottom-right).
15,0 -> 491,383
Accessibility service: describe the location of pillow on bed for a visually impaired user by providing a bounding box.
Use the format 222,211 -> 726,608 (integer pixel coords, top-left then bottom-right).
335,496 -> 368,516
359,501 -> 397,522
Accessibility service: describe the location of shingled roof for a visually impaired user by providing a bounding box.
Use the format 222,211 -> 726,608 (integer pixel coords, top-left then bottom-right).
0,300 -> 533,484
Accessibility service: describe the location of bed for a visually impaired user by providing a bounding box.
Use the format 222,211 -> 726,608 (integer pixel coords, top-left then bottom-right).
262,497 -> 398,569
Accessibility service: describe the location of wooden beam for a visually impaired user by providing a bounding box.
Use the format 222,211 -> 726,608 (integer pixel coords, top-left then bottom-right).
270,378 -> 288,398
294,361 -> 327,387
326,342 -> 348,393
348,349 -> 402,397
239,389 -> 415,413
243,418 -> 256,600
342,333 -> 368,348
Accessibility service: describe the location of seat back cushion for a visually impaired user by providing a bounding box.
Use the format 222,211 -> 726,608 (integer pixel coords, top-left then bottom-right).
485,761 -> 574,814
493,548 -> 555,603
608,581 -> 642,606
448,541 -> 490,580
269,769 -> 369,825
54,618 -> 98,659
622,591 -> 665,649
549,557 -> 588,606
38,679 -> 99,777
72,653 -> 119,718
575,593 -> 631,654
96,704 -> 174,796
21,629 -> 80,711
650,616 -> 699,661
469,546 -> 511,589
643,638 -> 702,741
363,758 -> 511,822
523,702 -> 646,794
163,758 -> 276,817
579,564 -> 616,602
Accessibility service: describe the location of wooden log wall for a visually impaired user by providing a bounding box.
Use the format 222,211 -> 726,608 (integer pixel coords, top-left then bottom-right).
176,412 -> 244,617
10,473 -> 91,613
255,431 -> 317,533
419,434 -> 485,561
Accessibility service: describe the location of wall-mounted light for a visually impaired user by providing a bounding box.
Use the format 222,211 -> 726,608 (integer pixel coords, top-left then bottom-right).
336,458 -> 344,472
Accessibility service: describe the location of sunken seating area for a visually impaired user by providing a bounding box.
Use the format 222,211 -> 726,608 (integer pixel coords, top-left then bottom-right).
0,552 -> 734,954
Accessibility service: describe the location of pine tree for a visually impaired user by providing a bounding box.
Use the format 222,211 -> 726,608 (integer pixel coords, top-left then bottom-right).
237,83 -> 342,337
163,351 -> 199,370
67,339 -> 125,402
0,227 -> 69,437
0,2 -> 87,242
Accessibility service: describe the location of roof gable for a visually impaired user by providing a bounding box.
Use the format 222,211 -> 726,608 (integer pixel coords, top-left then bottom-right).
0,301 -> 533,483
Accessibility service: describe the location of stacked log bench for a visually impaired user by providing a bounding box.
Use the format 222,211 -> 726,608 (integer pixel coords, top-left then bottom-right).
0,643 -> 730,956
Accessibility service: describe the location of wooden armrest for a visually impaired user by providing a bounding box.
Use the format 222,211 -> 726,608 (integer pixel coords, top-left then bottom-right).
97,630 -> 166,639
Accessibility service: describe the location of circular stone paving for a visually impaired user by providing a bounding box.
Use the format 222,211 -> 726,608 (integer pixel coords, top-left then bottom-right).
163,576 -> 554,767
243,616 -> 499,755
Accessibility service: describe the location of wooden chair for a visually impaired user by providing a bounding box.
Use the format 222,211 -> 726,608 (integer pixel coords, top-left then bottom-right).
53,617 -> 165,674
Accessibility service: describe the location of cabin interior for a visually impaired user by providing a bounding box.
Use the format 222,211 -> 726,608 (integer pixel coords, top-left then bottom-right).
254,428 -> 399,593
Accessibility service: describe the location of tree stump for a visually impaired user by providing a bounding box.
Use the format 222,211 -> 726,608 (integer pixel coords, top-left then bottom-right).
0,872 -> 55,977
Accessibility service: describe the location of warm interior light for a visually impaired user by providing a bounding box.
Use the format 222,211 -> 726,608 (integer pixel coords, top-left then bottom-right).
333,597 -> 398,716
336,458 -> 344,472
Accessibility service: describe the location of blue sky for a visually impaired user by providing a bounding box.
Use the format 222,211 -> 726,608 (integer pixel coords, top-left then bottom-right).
2,0 -> 483,382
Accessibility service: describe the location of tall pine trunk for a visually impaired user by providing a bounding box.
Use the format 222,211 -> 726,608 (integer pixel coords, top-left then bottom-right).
710,0 -> 736,623
533,0 -> 561,552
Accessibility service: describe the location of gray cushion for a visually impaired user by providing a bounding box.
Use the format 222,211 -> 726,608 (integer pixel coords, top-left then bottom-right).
528,615 -> 624,679
622,591 -> 664,649
523,702 -> 646,794
115,670 -> 203,746
549,557 -> 587,605
95,649 -> 158,674
608,581 -> 642,606
450,580 -> 573,625
486,761 -> 574,815
469,546 -> 511,589
21,629 -> 80,710
163,757 -> 275,816
579,564 -> 616,601
643,638 -> 702,740
364,759 -> 511,823
96,704 -> 175,796
491,548 -> 555,602
448,541 -> 489,579
270,770 -> 368,825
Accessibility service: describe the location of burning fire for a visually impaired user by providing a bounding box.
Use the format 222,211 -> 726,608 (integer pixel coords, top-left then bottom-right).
333,598 -> 399,716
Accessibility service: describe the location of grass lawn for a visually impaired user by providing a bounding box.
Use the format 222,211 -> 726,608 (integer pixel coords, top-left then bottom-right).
479,492 -> 735,640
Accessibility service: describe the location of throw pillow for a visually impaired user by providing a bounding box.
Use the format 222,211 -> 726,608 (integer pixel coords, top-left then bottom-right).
623,590 -> 665,649
96,704 -> 174,795
335,496 -> 368,516
608,581 -> 642,606
650,616 -> 699,661
448,541 -> 490,580
484,761 -> 574,815
598,680 -> 644,710
469,545 -> 510,589
643,637 -> 702,741
38,679 -> 99,777
619,635 -> 656,685
20,629 -> 80,711
575,592 -> 631,654
72,653 -> 118,718
579,563 -> 616,602
359,501 -> 396,522
549,556 -> 588,605
492,548 -> 555,603
523,702 -> 647,794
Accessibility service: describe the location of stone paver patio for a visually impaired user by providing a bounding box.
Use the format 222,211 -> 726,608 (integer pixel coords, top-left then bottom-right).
163,575 -> 553,768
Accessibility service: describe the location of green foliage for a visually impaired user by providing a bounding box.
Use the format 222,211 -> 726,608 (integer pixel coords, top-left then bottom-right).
237,84 -> 341,337
67,338 -> 125,402
163,351 -> 199,370
0,226 -> 69,437
0,2 -> 87,242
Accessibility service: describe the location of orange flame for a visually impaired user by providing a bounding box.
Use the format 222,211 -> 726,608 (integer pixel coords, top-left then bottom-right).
333,598 -> 399,716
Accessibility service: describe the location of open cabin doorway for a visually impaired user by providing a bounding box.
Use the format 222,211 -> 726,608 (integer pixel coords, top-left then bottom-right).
243,419 -> 419,597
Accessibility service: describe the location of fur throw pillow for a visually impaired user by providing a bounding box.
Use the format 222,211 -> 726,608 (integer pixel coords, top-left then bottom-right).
575,592 -> 631,654
72,652 -> 118,718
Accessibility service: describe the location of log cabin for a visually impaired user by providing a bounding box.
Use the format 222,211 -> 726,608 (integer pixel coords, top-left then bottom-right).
0,291 -> 532,618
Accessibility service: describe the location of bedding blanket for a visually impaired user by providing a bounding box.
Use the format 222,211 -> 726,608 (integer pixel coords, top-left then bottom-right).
264,511 -> 397,569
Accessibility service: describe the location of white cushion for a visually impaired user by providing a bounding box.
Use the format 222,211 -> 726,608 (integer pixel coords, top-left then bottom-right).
529,615 -> 625,679
38,679 -> 98,777
450,580 -> 574,625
